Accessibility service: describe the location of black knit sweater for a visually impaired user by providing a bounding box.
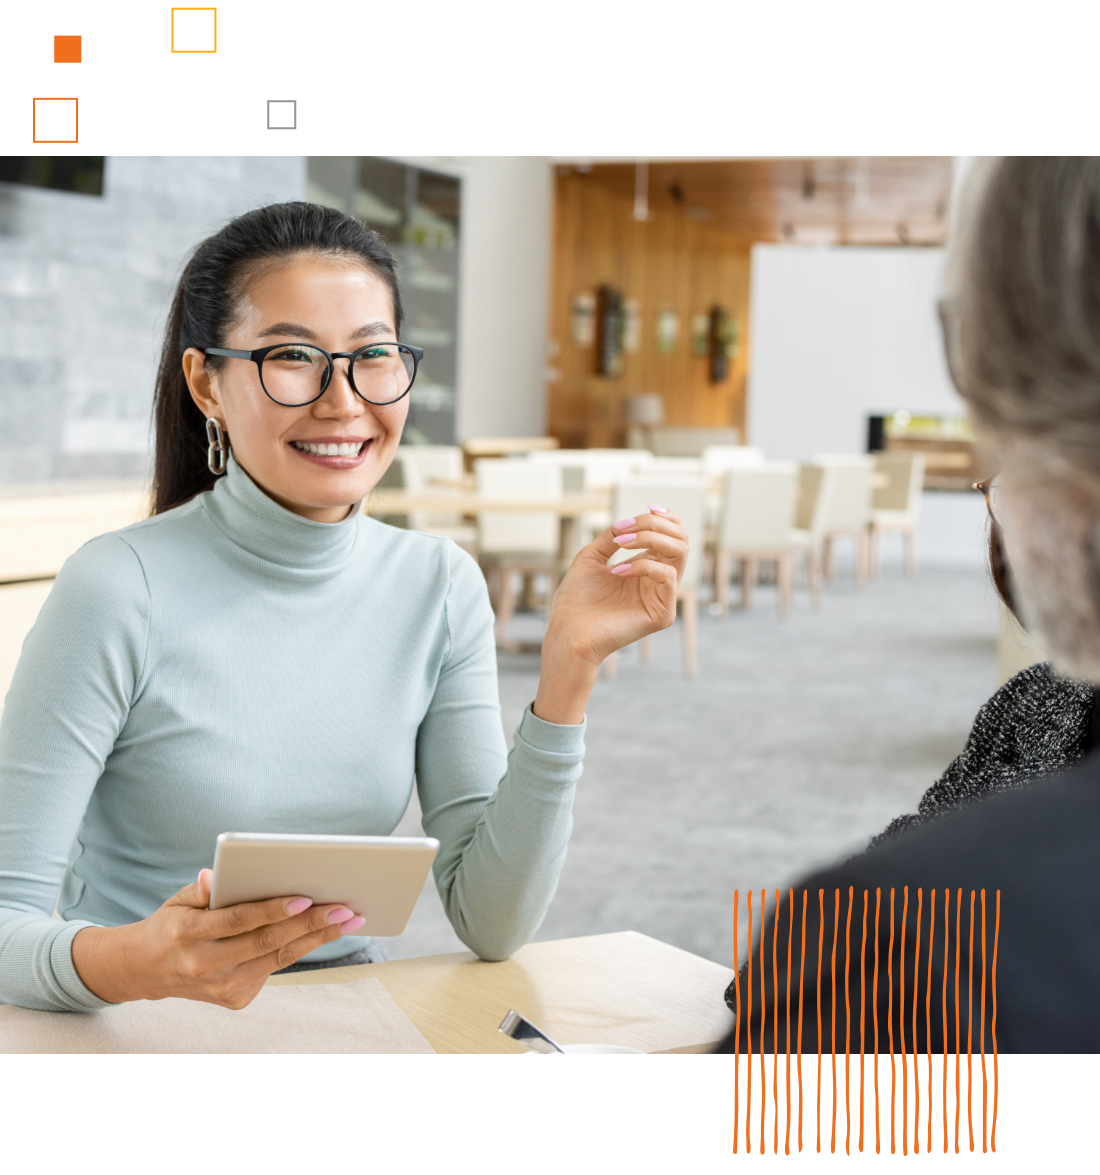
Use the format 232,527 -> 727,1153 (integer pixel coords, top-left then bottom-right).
868,661 -> 1097,848
721,662 -> 1100,1041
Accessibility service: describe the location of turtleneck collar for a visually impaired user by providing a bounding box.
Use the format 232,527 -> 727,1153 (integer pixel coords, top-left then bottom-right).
200,453 -> 362,571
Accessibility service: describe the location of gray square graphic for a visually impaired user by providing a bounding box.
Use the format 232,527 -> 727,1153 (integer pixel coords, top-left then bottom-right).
266,100 -> 296,142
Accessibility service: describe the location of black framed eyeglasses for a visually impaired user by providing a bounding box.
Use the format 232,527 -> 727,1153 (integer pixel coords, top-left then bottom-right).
200,342 -> 423,407
974,474 -> 1002,525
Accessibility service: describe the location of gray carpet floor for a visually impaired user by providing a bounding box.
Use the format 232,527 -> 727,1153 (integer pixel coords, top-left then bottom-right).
379,557 -> 1002,968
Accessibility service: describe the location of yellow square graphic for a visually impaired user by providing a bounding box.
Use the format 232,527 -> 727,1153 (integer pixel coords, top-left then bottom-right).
171,8 -> 217,53
33,98 -> 79,143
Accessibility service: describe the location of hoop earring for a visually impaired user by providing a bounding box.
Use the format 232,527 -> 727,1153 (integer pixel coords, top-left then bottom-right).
206,417 -> 228,475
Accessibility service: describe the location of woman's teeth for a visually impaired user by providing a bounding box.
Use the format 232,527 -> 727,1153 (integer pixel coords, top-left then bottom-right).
292,441 -> 366,457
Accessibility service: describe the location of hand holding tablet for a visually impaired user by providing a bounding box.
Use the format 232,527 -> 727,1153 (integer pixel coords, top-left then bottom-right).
210,832 -> 440,937
71,832 -> 438,1010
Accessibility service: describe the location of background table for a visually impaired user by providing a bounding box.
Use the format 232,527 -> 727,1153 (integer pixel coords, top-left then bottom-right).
268,931 -> 735,1054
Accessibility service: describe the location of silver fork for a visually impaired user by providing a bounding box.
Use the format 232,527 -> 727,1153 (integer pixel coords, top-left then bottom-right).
498,1009 -> 566,1054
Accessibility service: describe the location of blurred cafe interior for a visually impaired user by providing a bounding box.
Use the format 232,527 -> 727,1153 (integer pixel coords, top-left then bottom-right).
0,156 -> 1024,1040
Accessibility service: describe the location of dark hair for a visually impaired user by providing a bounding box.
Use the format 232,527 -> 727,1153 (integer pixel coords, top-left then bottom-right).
152,202 -> 403,514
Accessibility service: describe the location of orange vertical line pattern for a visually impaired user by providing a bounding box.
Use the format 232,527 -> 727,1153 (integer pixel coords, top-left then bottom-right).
913,888 -> 923,1155
860,889 -> 868,1154
942,888 -> 950,1155
991,890 -> 1000,1154
798,889 -> 807,1154
733,890 -> 740,1154
954,887 -> 962,1155
759,888 -> 766,1155
817,888 -> 824,1154
926,889 -> 936,1155
786,889 -> 793,1156
967,889 -> 975,1152
844,886 -> 853,1156
746,889 -> 754,1154
830,889 -> 839,1155
900,885 -> 909,1156
887,887 -> 896,1155
980,889 -> 987,1154
773,889 -> 780,1156
874,887 -> 881,1155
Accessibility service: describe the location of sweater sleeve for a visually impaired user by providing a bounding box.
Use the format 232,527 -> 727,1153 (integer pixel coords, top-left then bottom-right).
0,535 -> 149,1010
414,546 -> 584,961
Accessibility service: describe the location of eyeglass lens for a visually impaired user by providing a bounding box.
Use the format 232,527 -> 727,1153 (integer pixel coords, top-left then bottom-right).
259,344 -> 415,406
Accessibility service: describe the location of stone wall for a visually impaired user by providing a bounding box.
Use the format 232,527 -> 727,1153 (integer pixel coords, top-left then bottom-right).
0,157 -> 304,484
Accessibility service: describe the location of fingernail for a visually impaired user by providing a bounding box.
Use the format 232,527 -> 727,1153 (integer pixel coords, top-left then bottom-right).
614,517 -> 636,530
338,916 -> 366,935
613,533 -> 637,545
648,504 -> 669,514
326,907 -> 355,924
285,897 -> 312,915
611,563 -> 632,575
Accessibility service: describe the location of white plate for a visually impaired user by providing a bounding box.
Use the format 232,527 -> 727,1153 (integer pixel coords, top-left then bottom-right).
524,1043 -> 645,1055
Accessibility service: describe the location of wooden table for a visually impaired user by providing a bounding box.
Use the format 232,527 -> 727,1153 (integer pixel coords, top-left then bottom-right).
267,931 -> 735,1054
363,490 -> 610,518
365,490 -> 612,564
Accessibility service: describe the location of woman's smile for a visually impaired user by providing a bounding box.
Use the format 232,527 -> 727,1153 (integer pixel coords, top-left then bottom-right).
289,435 -> 373,468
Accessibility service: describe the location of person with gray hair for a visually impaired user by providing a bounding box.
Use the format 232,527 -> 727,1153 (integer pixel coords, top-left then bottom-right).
719,157 -> 1100,1054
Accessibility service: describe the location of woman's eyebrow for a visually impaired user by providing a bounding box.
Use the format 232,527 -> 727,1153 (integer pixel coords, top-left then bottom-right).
257,322 -> 319,340
348,321 -> 395,341
255,321 -> 394,342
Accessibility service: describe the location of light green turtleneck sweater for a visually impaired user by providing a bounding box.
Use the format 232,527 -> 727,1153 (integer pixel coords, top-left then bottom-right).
0,457 -> 585,1012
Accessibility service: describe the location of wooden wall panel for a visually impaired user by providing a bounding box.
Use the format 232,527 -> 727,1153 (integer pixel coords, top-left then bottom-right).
547,169 -> 752,450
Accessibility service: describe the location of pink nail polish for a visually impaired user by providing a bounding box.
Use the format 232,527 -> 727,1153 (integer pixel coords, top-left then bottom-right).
285,897 -> 312,915
339,916 -> 366,935
614,517 -> 636,530
613,533 -> 637,545
648,504 -> 669,514
327,907 -> 355,925
611,563 -> 632,575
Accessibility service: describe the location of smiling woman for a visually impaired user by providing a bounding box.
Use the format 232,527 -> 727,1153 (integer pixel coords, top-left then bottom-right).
0,202 -> 689,1013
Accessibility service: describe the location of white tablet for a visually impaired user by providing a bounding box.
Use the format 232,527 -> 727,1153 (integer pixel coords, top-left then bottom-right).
209,832 -> 440,937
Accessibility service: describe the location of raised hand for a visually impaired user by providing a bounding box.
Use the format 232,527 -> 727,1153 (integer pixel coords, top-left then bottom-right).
533,506 -> 688,725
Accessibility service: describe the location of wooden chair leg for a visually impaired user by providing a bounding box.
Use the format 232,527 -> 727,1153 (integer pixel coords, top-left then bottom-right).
869,525 -> 881,579
715,549 -> 731,617
903,527 -> 917,577
806,547 -> 822,611
741,557 -> 756,611
823,535 -> 836,580
495,566 -> 517,645
639,634 -> 652,663
680,587 -> 698,678
856,531 -> 868,590
603,650 -> 618,680
777,552 -> 792,620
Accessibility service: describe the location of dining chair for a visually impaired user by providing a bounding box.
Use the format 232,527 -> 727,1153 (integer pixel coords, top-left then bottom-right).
867,451 -> 926,577
800,455 -> 875,588
711,462 -> 799,619
602,475 -> 707,679
528,449 -> 653,544
700,445 -> 766,478
474,458 -> 563,646
392,445 -> 477,548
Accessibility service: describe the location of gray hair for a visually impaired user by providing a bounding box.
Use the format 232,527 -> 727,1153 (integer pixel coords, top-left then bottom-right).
948,157 -> 1100,475
949,158 -> 1100,679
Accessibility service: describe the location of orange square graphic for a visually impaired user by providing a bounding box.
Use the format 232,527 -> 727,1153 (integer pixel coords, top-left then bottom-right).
171,8 -> 217,52
33,98 -> 79,143
54,35 -> 81,63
